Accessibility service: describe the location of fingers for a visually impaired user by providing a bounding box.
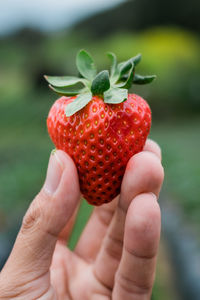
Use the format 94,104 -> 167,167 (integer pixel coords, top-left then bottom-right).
75,197 -> 118,261
1,150 -> 80,281
75,139 -> 160,262
93,149 -> 164,289
113,193 -> 161,299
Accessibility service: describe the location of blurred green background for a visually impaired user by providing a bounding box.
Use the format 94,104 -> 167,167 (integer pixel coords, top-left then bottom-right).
0,0 -> 200,299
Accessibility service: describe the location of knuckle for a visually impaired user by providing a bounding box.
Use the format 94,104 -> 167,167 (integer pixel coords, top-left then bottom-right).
105,233 -> 123,261
21,200 -> 41,234
21,190 -> 50,234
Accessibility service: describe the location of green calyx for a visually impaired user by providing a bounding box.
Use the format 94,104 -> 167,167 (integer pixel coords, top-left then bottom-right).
44,50 -> 156,117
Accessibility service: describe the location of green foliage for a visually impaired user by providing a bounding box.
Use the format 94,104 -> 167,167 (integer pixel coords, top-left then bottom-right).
76,49 -> 97,81
45,75 -> 88,96
0,25 -> 200,225
91,70 -> 110,95
0,26 -> 199,299
44,49 -> 154,115
104,87 -> 128,104
133,74 -> 156,84
65,92 -> 92,117
44,76 -> 87,87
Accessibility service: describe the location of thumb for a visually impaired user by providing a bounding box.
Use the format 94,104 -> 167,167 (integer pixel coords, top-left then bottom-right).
3,150 -> 80,278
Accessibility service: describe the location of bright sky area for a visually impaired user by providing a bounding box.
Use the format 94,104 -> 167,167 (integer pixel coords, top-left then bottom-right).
0,0 -> 124,36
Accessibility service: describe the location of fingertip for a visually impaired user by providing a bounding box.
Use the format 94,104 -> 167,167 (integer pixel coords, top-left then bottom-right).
144,139 -> 162,160
43,149 -> 77,196
120,151 -> 164,210
125,192 -> 161,258
128,192 -> 161,225
54,149 -> 76,172
133,151 -> 164,186
52,149 -> 80,194
43,150 -> 63,196
140,151 -> 164,190
38,149 -> 80,236
53,150 -> 80,222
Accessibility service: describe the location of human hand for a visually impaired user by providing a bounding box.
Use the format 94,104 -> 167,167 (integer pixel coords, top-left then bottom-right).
0,139 -> 164,300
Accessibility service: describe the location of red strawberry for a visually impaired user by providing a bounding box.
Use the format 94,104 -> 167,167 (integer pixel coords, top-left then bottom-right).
45,50 -> 155,205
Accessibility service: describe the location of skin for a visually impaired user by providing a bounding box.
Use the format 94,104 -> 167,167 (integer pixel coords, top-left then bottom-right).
0,139 -> 164,300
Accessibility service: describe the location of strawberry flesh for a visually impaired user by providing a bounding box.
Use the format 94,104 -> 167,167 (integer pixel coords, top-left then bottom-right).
47,94 -> 151,205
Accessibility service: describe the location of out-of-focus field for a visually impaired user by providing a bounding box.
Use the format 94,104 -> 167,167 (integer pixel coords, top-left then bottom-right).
0,27 -> 200,299
1,27 -> 200,223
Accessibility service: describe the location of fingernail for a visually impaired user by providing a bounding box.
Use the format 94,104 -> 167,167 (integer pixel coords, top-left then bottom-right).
43,150 -> 63,195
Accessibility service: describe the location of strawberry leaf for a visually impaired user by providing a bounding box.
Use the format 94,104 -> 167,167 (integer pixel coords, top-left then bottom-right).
133,74 -> 156,84
44,75 -> 88,88
45,49 -> 156,113
65,92 -> 92,117
91,70 -> 110,95
115,62 -> 134,89
104,87 -> 128,104
76,50 -> 97,81
112,60 -> 134,85
113,54 -> 141,83
107,52 -> 118,79
49,85 -> 88,96
118,60 -> 133,78
131,53 -> 142,66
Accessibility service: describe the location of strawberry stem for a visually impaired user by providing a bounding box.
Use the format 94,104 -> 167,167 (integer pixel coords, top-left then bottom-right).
44,50 -> 156,116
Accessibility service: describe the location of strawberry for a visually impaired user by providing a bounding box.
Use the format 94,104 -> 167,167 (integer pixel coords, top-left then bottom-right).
45,50 -> 155,206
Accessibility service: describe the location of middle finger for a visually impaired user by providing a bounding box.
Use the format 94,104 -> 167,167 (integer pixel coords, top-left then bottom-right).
93,150 -> 164,289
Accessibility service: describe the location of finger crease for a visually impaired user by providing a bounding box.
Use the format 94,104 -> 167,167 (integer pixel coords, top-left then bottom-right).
125,246 -> 157,260
116,271 -> 152,295
0,270 -> 49,298
92,267 -> 113,292
95,208 -> 114,227
105,234 -> 123,261
118,201 -> 127,215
